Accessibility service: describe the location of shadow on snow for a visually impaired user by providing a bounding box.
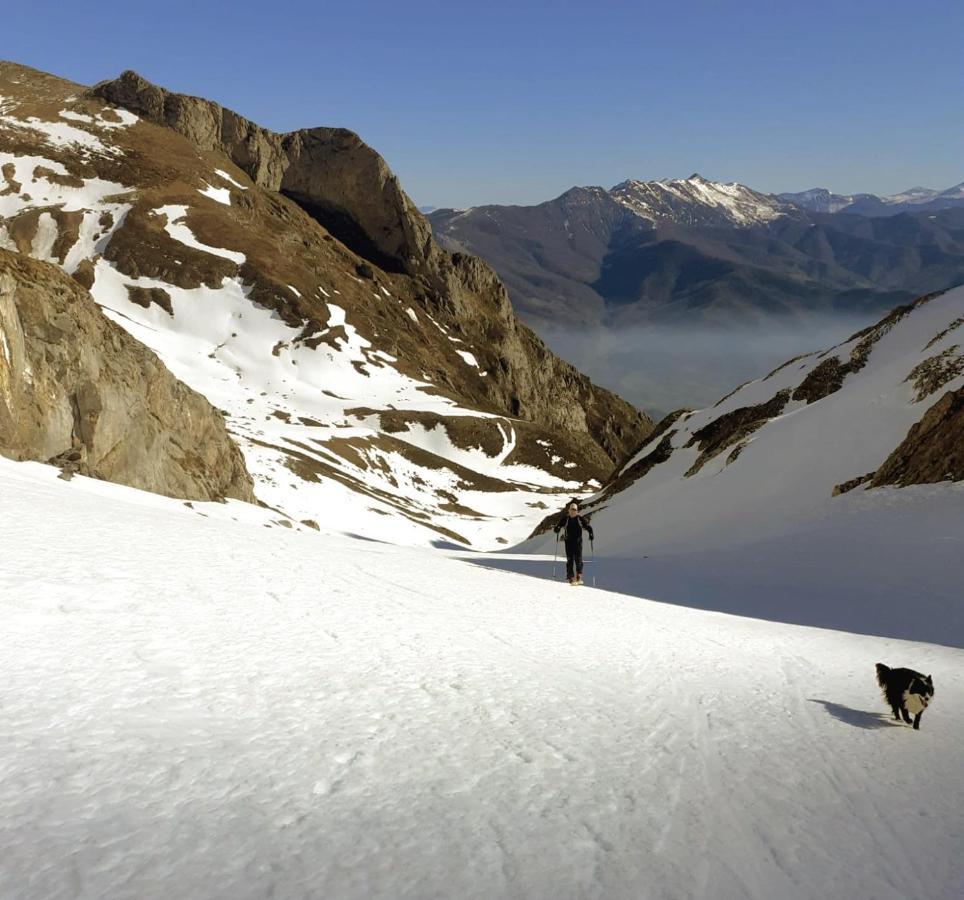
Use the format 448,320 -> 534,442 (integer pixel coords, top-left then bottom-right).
807,699 -> 899,730
456,549 -> 964,650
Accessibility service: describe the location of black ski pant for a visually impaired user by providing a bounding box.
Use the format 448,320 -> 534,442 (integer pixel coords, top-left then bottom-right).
565,539 -> 583,580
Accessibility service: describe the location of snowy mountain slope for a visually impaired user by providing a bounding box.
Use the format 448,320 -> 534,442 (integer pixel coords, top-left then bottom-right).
2,454 -> 963,900
0,61 -> 651,548
884,186 -> 941,206
518,288 -> 964,644
611,173 -> 793,228
615,175 -> 964,225
776,187 -> 864,214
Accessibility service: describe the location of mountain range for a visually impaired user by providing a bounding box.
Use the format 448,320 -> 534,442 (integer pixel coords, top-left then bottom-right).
779,183 -> 964,216
429,174 -> 964,330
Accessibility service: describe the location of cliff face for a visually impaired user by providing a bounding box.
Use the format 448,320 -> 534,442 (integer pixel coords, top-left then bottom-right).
0,250 -> 254,501
89,70 -> 651,466
91,72 -> 431,276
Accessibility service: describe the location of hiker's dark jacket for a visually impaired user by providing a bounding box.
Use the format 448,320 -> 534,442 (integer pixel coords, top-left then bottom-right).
554,515 -> 594,546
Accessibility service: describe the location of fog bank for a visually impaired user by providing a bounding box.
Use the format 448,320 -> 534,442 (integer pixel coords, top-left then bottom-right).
538,316 -> 877,417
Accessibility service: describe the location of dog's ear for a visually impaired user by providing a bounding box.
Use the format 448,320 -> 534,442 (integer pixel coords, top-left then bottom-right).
927,674 -> 933,682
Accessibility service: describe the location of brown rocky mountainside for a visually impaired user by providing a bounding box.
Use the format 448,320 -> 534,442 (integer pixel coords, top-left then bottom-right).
870,386 -> 964,486
89,69 -> 650,465
0,61 -> 651,546
0,250 -> 254,501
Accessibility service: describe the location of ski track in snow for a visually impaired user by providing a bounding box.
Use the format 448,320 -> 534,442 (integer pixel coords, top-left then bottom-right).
1,458 -> 962,900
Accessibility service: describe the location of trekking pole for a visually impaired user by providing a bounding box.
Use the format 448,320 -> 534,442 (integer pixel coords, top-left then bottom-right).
552,533 -> 559,580
590,536 -> 596,587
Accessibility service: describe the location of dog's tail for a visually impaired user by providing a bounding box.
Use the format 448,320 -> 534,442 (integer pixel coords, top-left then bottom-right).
875,662 -> 891,688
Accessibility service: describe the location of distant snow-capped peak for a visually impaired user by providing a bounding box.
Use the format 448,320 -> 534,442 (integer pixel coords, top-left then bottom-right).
780,181 -> 964,214
777,187 -> 857,214
882,186 -> 939,205
936,182 -> 964,200
610,173 -> 790,227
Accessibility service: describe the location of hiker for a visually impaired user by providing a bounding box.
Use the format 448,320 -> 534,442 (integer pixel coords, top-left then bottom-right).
553,500 -> 594,585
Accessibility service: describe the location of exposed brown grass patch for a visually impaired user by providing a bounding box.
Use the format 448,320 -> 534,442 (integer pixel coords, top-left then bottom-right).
906,346 -> 964,402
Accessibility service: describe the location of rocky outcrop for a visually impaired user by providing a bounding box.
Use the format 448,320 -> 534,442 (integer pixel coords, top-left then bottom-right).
684,390 -> 791,476
792,357 -> 847,404
905,346 -> 964,402
0,250 -> 254,501
89,70 -> 433,276
432,250 -> 650,466
870,388 -> 964,486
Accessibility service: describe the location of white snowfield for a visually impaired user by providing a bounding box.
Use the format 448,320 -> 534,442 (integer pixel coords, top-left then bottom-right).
154,205 -> 247,264
1,457 -> 963,900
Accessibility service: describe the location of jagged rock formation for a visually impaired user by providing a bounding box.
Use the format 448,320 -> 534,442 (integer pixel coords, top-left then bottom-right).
684,389 -> 791,476
0,250 -> 254,501
91,71 -> 432,276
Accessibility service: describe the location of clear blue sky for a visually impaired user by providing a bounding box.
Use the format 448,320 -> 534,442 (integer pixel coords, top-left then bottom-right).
4,0 -> 963,207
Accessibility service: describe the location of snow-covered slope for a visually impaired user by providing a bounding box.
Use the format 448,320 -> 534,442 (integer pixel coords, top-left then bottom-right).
2,455 -> 963,900
611,173 -> 792,227
0,62 -> 650,549
519,288 -> 964,644
883,186 -> 941,206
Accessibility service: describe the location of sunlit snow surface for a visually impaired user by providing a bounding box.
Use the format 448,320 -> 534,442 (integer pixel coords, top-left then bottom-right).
154,204 -> 246,264
1,457 -> 962,900
0,93 -> 134,156
197,182 -> 232,205
214,168 -> 247,190
88,257 -> 583,547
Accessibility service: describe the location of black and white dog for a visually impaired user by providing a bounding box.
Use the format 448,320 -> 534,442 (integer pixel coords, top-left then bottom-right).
876,663 -> 935,730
